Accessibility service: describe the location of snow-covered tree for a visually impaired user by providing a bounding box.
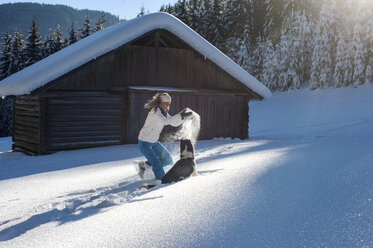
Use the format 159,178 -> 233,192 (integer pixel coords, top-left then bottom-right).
43,28 -> 54,57
0,96 -> 12,137
277,11 -> 311,90
42,25 -> 65,57
333,29 -> 353,87
225,0 -> 254,69
137,6 -> 145,17
276,28 -> 298,90
68,23 -> 79,45
351,23 -> 365,87
24,18 -> 43,67
80,15 -> 92,39
0,33 -> 14,137
52,24 -> 65,52
250,0 -> 267,41
95,13 -> 107,31
361,2 -> 373,84
9,31 -> 25,75
203,0 -> 215,41
204,0 -> 226,50
172,0 -> 190,26
189,0 -> 201,32
226,0 -> 254,42
0,31 -> 12,80
264,0 -> 309,40
250,35 -> 267,79
260,39 -> 280,91
160,4 -> 174,14
191,0 -> 208,36
309,3 -> 336,89
264,0 -> 282,38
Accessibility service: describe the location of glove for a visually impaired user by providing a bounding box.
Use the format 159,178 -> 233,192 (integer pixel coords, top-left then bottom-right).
180,108 -> 193,120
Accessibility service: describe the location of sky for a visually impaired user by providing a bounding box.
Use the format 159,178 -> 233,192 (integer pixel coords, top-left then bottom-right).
0,0 -> 179,20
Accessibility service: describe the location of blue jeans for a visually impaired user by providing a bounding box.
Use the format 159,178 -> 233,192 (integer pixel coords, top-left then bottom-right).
138,140 -> 173,180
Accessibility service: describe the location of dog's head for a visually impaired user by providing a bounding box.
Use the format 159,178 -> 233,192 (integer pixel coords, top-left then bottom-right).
180,139 -> 194,159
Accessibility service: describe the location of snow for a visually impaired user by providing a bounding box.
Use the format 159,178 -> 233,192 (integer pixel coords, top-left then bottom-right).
0,12 -> 271,100
1,84 -> 373,247
128,86 -> 199,93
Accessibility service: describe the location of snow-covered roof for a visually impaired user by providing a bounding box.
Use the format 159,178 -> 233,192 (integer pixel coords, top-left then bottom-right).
0,12 -> 271,99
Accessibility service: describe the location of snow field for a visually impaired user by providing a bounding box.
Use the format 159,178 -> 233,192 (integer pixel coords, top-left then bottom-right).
1,83 -> 373,247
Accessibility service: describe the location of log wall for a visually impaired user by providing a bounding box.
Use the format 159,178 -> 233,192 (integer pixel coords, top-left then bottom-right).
12,95 -> 41,154
126,89 -> 249,144
41,91 -> 124,152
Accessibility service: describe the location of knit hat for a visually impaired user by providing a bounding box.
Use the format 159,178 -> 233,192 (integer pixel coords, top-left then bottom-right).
159,93 -> 172,103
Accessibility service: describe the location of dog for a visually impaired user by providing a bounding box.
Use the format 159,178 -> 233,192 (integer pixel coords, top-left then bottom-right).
161,139 -> 197,184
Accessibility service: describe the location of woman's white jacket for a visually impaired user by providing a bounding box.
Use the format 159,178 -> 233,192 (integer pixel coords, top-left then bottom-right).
138,108 -> 184,143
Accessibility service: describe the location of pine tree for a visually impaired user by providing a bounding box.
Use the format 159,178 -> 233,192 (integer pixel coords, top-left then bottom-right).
24,17 -> 43,67
276,27 -> 298,90
137,6 -> 145,17
0,96 -> 13,137
42,25 -> 65,56
0,31 -> 12,80
225,0 -> 254,69
52,24 -> 65,53
264,0 -> 310,40
260,38 -> 280,91
159,4 -> 166,12
277,11 -> 311,90
250,35 -> 266,78
333,29 -> 353,87
226,0 -> 254,41
163,4 -> 174,14
189,0 -> 202,33
309,3 -> 335,89
95,13 -> 107,31
172,0 -> 190,26
68,23 -> 79,45
9,31 -> 25,74
351,22 -> 365,87
80,15 -> 92,39
251,0 -> 267,40
0,32 -> 14,137
361,2 -> 373,84
198,0 -> 210,39
43,28 -> 55,57
208,0 -> 225,50
264,0 -> 284,39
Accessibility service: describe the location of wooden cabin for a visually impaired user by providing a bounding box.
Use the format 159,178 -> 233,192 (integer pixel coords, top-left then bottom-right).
0,13 -> 271,155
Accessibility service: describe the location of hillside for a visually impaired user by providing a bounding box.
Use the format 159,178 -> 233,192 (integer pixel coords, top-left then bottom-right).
0,3 -> 122,39
0,85 -> 373,247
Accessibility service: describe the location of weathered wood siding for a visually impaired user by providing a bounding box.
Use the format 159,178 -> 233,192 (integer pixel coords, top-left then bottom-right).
126,90 -> 249,144
46,45 -> 250,94
41,91 -> 125,151
12,95 -> 41,154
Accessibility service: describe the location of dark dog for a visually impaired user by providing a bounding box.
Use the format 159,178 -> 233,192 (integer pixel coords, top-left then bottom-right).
161,139 -> 197,184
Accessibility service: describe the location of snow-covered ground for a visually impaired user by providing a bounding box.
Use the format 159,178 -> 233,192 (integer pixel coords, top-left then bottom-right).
1,84 -> 373,247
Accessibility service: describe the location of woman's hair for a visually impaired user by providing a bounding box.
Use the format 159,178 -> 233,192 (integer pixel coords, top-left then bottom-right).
144,93 -> 170,111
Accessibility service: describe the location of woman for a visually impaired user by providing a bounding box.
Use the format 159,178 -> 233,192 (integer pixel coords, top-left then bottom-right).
137,92 -> 193,183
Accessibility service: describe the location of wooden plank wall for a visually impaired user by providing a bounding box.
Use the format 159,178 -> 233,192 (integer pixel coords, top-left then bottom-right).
12,95 -> 41,154
42,91 -> 124,151
126,91 -> 154,144
48,45 -> 250,94
127,91 -> 249,144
